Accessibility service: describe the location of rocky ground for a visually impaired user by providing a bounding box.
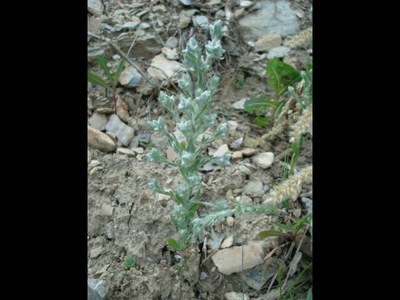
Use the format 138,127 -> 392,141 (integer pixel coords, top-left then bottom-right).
88,0 -> 312,299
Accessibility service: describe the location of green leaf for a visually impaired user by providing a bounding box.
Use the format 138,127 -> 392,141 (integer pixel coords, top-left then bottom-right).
244,96 -> 277,114
254,116 -> 269,128
167,237 -> 180,250
88,72 -> 111,90
97,55 -> 113,85
267,58 -> 301,97
112,58 -> 125,89
258,230 -> 286,239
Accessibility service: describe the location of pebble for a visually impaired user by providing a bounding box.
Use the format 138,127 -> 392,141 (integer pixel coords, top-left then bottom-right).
221,236 -> 234,248
212,242 -> 264,275
105,114 -> 135,146
267,46 -> 291,59
240,148 -> 257,157
88,113 -> 108,131
251,152 -> 274,169
166,36 -> 178,48
225,292 -> 250,300
116,148 -> 135,157
254,33 -> 282,52
226,217 -> 234,227
213,144 -> 230,157
88,0 -> 104,16
88,126 -> 117,152
192,15 -> 209,29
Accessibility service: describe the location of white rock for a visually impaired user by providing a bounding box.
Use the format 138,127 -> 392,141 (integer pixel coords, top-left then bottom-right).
130,147 -> 143,154
208,0 -> 222,5
105,114 -> 135,146
115,97 -> 130,123
153,5 -> 166,13
119,66 -> 142,87
162,47 -> 179,60
88,113 -> 108,131
226,217 -> 234,227
234,8 -> 245,19
192,15 -> 209,29
179,0 -> 192,5
254,33 -> 282,52
101,203 -> 114,217
148,54 -> 185,81
122,22 -> 139,30
88,0 -> 103,16
212,242 -> 264,275
225,292 -> 250,300
267,46 -> 291,59
166,36 -> 178,48
243,179 -> 264,196
88,126 -> 117,152
179,9 -> 197,29
221,236 -> 234,248
252,152 -> 274,169
90,246 -> 103,259
232,98 -> 247,110
239,195 -> 253,204
240,0 -> 254,7
240,148 -> 257,157
116,148 -> 135,157
88,160 -> 101,169
227,120 -> 239,134
213,144 -> 230,158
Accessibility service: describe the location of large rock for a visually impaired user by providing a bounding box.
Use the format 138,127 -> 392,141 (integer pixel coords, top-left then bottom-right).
88,126 -> 117,152
88,0 -> 103,16
212,242 -> 264,275
105,114 -> 135,146
147,54 -> 185,81
238,0 -> 299,43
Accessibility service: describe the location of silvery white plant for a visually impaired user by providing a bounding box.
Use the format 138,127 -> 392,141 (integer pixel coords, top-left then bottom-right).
147,20 -> 231,251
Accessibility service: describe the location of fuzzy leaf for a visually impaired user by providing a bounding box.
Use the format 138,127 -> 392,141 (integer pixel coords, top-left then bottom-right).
267,58 -> 301,97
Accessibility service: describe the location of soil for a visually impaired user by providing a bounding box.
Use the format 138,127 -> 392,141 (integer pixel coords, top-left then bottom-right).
88,0 -> 312,299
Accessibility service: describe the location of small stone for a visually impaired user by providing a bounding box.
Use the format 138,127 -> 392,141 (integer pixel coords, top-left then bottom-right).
165,146 -> 177,161
232,98 -> 247,110
122,22 -> 139,30
105,114 -> 135,146
88,113 -> 108,131
179,15 -> 191,28
89,166 -> 103,176
267,46 -> 291,59
88,160 -> 101,169
95,108 -> 115,114
225,292 -> 250,300
227,121 -> 239,135
88,126 -> 117,152
251,152 -> 274,169
239,195 -> 253,204
240,1 -> 254,8
192,15 -> 209,29
254,34 -> 282,52
243,179 -> 264,196
200,272 -> 208,280
208,0 -> 222,5
179,0 -> 192,5
131,147 -> 144,154
226,189 -> 234,201
88,0 -> 103,16
139,23 -> 151,29
162,47 -> 179,60
212,242 -> 264,275
88,17 -> 101,35
153,5 -> 166,13
226,217 -> 234,227
243,137 -> 259,148
166,36 -> 178,48
230,137 -> 243,150
232,151 -> 243,160
221,236 -> 234,248
213,144 -> 230,157
131,16 -> 141,25
104,222 -> 114,240
88,279 -> 108,300
234,8 -> 245,19
116,148 -> 135,157
90,246 -> 103,259
238,165 -> 252,175
148,54 -> 185,81
293,208 -> 302,218
116,97 -> 130,122
119,66 -> 142,87
240,148 -> 257,157
101,203 -> 114,217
